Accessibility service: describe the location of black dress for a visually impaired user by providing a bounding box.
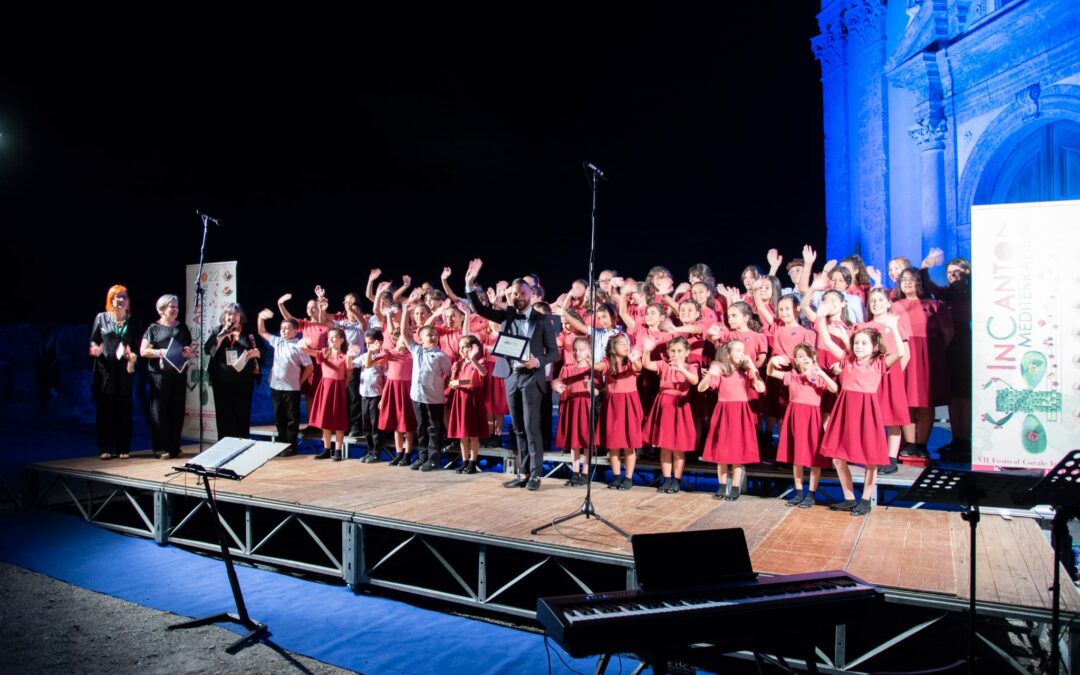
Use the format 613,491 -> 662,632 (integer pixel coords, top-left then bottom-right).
204,326 -> 260,440
90,312 -> 140,456
143,322 -> 192,457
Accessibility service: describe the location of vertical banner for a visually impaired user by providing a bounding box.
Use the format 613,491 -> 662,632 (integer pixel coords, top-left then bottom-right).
183,261 -> 238,442
972,200 -> 1080,469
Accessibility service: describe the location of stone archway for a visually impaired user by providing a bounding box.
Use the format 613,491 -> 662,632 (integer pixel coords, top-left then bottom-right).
958,84 -> 1080,231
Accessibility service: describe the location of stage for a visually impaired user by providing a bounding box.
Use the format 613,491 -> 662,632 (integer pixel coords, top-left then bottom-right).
24,449 -> 1080,671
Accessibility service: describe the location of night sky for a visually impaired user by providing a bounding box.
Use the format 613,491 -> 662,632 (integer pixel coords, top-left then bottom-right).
2,4 -> 825,324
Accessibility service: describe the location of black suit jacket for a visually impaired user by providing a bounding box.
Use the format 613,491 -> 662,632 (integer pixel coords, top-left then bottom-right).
466,287 -> 558,390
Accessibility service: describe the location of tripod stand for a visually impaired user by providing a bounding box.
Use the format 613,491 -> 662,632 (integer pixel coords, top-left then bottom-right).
532,162 -> 628,540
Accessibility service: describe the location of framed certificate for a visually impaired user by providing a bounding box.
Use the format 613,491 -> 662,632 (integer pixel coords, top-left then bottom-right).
492,332 -> 529,361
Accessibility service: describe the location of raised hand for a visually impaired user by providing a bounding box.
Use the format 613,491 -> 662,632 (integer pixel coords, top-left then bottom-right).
809,272 -> 829,292
407,288 -> 423,303
495,279 -> 509,297
277,293 -> 292,305
866,265 -> 883,287
401,275 -> 412,288
767,248 -> 783,269
258,308 -> 274,321
441,266 -> 452,280
368,268 -> 382,282
375,281 -> 392,296
465,258 -> 484,286
770,355 -> 791,368
922,247 -> 945,269
486,287 -> 497,303
674,282 -> 691,297
802,244 -> 817,266
822,259 -> 837,274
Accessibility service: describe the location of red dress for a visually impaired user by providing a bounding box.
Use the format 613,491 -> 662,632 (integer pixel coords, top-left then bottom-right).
816,319 -> 850,414
713,328 -> 769,414
481,333 -> 509,416
857,318 -> 911,426
700,369 -> 760,464
643,361 -> 699,452
820,358 -> 888,466
599,358 -> 643,450
437,325 -> 463,363
378,344 -> 416,433
298,319 -> 329,399
447,360 -> 487,438
764,321 -> 817,416
631,326 -> 670,419
308,351 -> 349,432
556,363 -> 594,450
892,298 -> 951,407
777,372 -> 831,468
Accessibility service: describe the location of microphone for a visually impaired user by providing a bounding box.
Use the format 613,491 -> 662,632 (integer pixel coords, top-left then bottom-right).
196,210 -> 223,226
583,161 -> 608,180
249,333 -> 261,375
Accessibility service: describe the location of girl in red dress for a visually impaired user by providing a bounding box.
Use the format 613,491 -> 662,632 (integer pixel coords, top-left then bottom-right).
698,340 -> 766,500
858,288 -> 911,474
816,313 -> 904,516
619,300 -> 670,423
480,322 -> 509,446
554,337 -> 598,487
756,293 -> 817,420
598,333 -> 643,490
642,337 -> 700,494
892,267 -> 954,458
800,277 -> 855,417
767,344 -> 838,508
302,328 -> 357,461
379,309 -> 417,466
447,335 -> 487,474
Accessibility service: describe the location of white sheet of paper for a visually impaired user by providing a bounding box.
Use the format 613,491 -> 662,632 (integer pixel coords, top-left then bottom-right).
225,349 -> 240,366
231,351 -> 250,372
115,341 -> 125,361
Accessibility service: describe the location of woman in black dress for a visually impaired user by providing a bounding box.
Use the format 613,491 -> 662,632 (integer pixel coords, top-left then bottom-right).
204,303 -> 261,441
140,294 -> 192,459
89,285 -> 139,459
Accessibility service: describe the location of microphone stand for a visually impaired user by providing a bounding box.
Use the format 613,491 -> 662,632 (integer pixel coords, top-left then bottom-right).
531,164 -> 629,540
194,212 -> 211,453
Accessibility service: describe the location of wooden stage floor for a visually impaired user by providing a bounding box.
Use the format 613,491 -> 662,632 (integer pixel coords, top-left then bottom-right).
30,449 -> 1080,615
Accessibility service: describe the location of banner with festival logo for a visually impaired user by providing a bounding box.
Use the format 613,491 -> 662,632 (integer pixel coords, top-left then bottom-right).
971,200 -> 1080,470
183,261 -> 239,442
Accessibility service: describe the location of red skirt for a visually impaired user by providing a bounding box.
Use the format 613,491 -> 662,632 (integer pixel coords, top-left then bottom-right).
760,376 -> 786,419
556,393 -> 593,450
600,391 -> 643,450
904,335 -> 951,408
643,393 -> 696,452
447,387 -> 487,439
879,364 -> 911,426
820,391 -> 888,466
776,403 -> 830,468
701,401 -> 760,464
378,379 -> 416,433
309,377 -> 348,432
484,371 -> 509,416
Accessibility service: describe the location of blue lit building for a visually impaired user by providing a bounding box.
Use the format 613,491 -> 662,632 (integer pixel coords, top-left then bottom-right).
813,0 -> 1080,271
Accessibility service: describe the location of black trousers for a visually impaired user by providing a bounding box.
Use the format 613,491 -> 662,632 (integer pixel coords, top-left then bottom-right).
148,371 -> 186,455
506,373 -> 545,476
541,384 -> 553,453
272,389 -> 301,451
95,390 -> 133,455
212,378 -> 254,440
361,395 -> 385,455
412,401 -> 445,463
347,368 -> 364,431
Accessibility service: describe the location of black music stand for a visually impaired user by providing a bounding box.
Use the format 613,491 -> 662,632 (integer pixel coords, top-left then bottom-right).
168,437 -> 289,653
903,466 -> 1040,675
1019,449 -> 1080,675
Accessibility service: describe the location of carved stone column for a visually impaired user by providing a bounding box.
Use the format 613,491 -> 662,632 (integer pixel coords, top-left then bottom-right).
812,12 -> 853,260
908,117 -> 948,256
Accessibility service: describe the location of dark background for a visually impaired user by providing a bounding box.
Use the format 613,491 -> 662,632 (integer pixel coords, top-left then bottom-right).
1,3 -> 825,324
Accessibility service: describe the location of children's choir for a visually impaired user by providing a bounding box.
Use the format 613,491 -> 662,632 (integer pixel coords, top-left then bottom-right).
91,244 -> 971,517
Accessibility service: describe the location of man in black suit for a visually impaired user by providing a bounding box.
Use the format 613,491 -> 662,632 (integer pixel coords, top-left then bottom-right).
464,258 -> 558,491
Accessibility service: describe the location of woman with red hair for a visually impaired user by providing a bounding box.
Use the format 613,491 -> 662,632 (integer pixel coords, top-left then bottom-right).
89,285 -> 139,459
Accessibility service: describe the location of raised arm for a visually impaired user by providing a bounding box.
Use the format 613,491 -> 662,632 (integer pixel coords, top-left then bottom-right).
766,248 -> 783,278
440,267 -> 462,304
753,280 -> 776,327
257,309 -> 275,342
815,313 -> 849,361
277,293 -> 298,322
617,290 -> 637,333
392,275 -> 412,302
766,355 -> 790,380
365,268 -> 382,303
797,244 -> 818,298
463,258 -> 506,323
